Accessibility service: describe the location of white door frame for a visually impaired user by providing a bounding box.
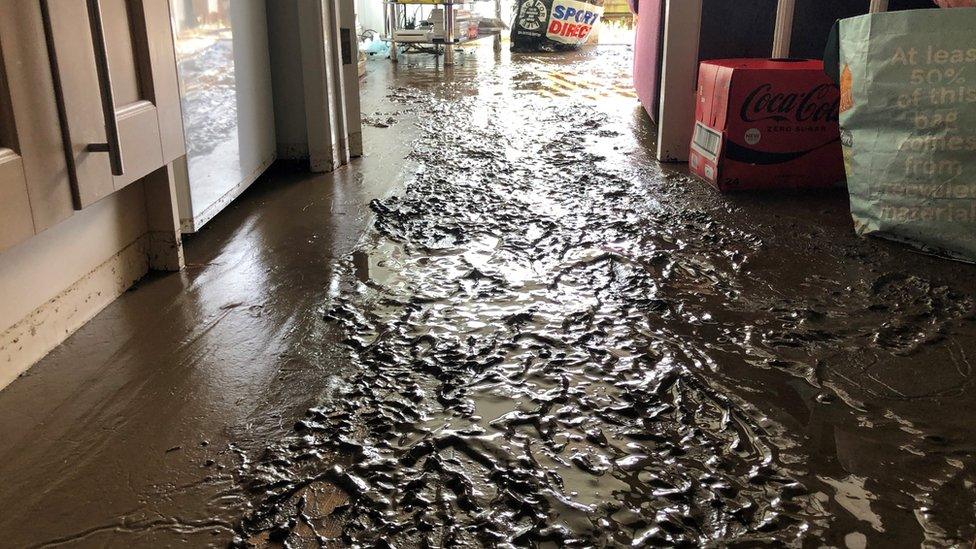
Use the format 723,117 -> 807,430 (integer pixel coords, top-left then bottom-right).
338,0 -> 364,157
772,0 -> 796,58
299,0 -> 362,172
655,0 -> 703,162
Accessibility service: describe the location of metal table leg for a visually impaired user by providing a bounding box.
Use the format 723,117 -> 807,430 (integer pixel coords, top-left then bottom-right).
388,1 -> 398,62
493,0 -> 502,52
444,0 -> 454,66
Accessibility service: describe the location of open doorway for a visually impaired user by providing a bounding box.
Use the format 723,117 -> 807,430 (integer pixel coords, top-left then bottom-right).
353,0 -> 641,142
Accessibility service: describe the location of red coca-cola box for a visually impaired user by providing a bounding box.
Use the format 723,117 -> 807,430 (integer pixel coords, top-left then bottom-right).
689,59 -> 846,192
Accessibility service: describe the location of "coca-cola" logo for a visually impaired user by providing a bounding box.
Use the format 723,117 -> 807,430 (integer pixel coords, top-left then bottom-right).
740,84 -> 840,124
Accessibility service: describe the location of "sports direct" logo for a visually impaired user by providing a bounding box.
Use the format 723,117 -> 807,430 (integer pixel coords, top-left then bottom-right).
545,0 -> 603,44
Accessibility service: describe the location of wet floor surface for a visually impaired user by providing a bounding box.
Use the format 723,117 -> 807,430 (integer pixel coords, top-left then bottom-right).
0,57 -> 416,547
3,46 -> 976,547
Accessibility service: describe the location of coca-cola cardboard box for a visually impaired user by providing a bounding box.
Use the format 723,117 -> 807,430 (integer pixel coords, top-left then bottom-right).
689,59 -> 846,192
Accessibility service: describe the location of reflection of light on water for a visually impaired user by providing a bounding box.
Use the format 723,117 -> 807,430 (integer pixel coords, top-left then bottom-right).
817,475 -> 886,533
462,235 -> 539,287
509,187 -> 571,218
238,43 -> 976,548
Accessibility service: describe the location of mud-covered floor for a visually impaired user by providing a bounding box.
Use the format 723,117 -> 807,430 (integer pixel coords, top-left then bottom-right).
2,45 -> 976,548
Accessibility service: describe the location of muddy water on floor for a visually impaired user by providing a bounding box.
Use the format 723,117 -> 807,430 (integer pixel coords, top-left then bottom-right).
236,49 -> 976,547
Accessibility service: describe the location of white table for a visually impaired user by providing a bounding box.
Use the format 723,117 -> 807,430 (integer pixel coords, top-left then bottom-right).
384,0 -> 503,66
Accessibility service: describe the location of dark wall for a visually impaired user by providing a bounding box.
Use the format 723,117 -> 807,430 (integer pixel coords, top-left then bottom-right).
699,0 -> 778,60
698,0 -> 939,62
789,0 -> 937,59
789,0 -> 868,58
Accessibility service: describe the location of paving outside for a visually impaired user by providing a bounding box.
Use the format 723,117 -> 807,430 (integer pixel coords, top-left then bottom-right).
1,44 -> 975,548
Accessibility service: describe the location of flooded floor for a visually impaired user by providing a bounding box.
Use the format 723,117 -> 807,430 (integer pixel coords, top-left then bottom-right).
2,45 -> 976,547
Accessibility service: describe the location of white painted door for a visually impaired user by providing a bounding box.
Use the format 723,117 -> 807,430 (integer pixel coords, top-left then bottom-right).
171,0 -> 276,232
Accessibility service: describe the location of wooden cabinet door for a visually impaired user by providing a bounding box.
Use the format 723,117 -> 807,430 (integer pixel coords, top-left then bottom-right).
0,2 -> 77,252
43,0 -> 185,209
0,145 -> 34,254
0,47 -> 34,252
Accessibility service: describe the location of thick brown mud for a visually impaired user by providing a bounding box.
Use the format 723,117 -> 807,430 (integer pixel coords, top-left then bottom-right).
235,50 -> 976,547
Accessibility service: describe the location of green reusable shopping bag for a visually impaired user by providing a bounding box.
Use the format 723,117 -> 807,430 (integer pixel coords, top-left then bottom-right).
829,9 -> 976,262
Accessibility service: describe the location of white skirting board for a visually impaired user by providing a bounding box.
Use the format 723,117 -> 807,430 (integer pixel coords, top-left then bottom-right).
0,235 -> 150,390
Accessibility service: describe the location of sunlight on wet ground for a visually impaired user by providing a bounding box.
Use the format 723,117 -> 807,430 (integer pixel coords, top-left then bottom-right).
235,46 -> 976,547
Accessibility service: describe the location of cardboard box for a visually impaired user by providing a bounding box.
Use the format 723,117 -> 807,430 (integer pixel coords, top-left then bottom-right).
689,59 -> 846,191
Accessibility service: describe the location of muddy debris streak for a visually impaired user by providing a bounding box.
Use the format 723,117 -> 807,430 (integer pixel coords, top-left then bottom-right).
235,51 -> 976,547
